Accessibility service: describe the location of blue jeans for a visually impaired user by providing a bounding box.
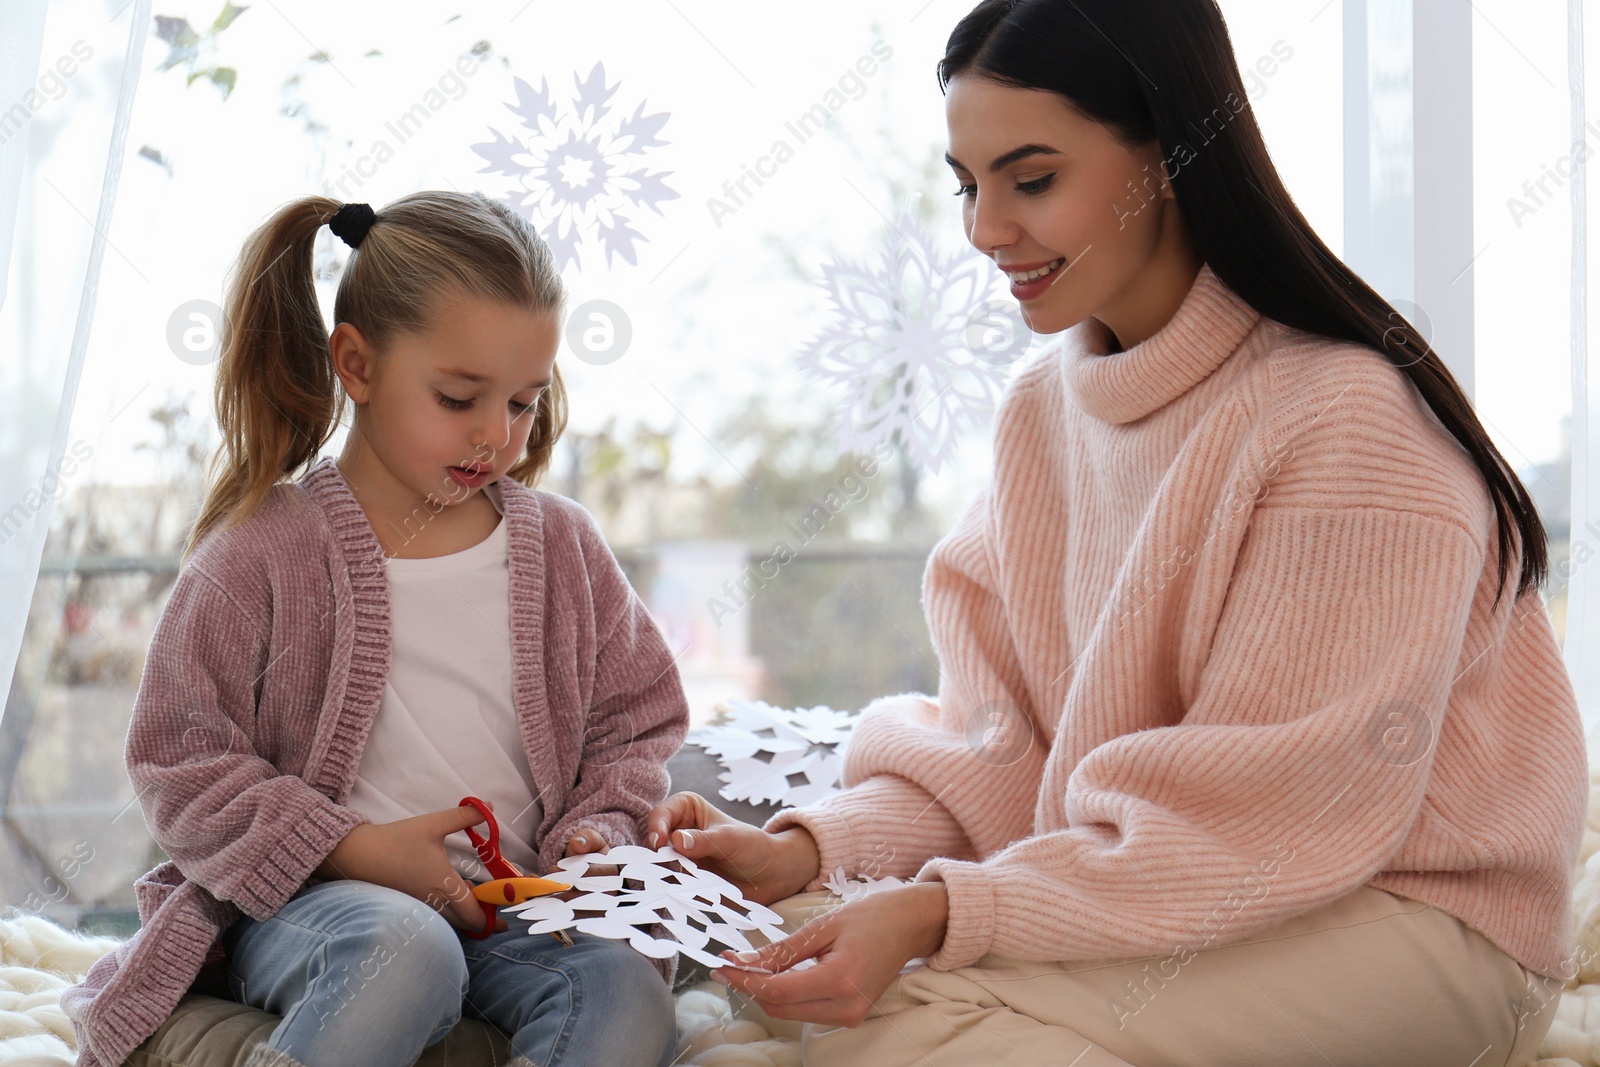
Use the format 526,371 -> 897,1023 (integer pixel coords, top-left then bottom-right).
221,879 -> 677,1067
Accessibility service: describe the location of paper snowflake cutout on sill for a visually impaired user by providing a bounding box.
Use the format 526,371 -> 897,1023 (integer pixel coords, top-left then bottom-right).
691,699 -> 858,808
823,865 -> 907,904
505,845 -> 789,970
472,62 -> 679,271
796,211 -> 1031,473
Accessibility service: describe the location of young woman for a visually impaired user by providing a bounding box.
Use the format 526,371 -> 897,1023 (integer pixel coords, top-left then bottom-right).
648,1 -> 1588,1064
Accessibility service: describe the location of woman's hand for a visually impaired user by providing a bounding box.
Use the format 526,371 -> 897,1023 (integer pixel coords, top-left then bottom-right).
713,881 -> 950,1027
314,804 -> 507,934
644,791 -> 821,905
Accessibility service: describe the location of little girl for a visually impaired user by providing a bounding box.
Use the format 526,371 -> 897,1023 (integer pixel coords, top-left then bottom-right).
62,191 -> 687,1067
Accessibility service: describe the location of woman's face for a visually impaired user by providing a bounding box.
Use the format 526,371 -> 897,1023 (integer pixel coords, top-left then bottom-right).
944,73 -> 1179,340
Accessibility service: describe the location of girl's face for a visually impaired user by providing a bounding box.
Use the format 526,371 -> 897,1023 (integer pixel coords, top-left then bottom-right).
944,73 -> 1184,343
332,290 -> 560,510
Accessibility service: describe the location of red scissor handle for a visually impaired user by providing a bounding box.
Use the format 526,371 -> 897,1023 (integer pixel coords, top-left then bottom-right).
458,795 -> 520,940
459,795 -> 521,880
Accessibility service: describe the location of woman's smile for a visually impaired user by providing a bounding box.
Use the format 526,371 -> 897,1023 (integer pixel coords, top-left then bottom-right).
1001,255 -> 1068,300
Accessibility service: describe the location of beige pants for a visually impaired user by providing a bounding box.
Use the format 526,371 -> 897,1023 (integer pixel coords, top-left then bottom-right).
740,885 -> 1559,1067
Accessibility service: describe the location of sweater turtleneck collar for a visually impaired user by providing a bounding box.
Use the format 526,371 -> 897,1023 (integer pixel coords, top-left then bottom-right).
1062,261 -> 1262,425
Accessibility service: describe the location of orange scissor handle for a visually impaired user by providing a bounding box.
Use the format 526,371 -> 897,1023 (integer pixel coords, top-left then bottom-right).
454,796 -> 573,946
472,876 -> 571,905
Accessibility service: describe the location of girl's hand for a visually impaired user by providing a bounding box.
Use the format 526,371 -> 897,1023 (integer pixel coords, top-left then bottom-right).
314,804 -> 508,934
565,829 -> 610,858
713,881 -> 949,1027
644,791 -> 821,905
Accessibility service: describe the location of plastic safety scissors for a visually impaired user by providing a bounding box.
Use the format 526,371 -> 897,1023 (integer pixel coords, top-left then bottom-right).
457,795 -> 573,944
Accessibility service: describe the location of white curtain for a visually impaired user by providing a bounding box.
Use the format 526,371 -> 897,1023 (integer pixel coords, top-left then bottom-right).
0,2 -> 51,722
1569,0 -> 1600,758
0,3 -> 48,310
0,0 -> 153,725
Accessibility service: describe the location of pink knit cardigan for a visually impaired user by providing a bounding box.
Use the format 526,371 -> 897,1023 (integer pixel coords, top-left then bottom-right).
768,262 -> 1589,983
62,458 -> 689,1067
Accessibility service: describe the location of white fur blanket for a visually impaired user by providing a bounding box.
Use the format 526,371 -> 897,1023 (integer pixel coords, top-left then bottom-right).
0,911 -> 798,1067
14,771 -> 1600,1067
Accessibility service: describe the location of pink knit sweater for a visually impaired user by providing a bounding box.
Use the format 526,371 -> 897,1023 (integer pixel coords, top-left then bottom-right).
768,262 -> 1588,981
61,458 -> 688,1067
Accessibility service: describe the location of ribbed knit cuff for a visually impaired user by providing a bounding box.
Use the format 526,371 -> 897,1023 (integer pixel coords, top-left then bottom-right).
763,804 -> 858,893
915,858 -> 996,971
540,811 -> 643,873
75,884 -> 238,1067
236,799 -> 369,919
572,812 -> 637,850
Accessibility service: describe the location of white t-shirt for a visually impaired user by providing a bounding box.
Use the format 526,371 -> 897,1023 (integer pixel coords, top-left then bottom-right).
345,479 -> 544,883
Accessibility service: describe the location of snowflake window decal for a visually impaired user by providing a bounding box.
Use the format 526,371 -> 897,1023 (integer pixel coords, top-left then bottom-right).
472,62 -> 679,271
796,212 -> 1033,473
691,699 -> 857,808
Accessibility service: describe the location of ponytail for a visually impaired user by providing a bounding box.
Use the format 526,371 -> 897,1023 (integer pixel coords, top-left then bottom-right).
182,197 -> 344,568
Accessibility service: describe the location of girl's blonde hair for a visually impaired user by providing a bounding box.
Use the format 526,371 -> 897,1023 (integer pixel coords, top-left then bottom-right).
181,190 -> 569,568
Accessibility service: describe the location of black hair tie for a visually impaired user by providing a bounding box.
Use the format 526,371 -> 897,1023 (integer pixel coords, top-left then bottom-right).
329,202 -> 377,249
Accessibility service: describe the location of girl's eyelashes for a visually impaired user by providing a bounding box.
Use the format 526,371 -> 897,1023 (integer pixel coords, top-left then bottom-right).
951,174 -> 1056,198
434,391 -> 541,416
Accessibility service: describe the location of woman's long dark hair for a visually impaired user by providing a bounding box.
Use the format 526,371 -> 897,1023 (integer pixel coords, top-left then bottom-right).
941,0 -> 1545,607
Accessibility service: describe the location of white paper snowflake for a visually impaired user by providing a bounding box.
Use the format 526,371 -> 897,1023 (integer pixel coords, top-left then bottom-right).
504,845 -> 789,970
796,212 -> 1030,473
471,62 -> 678,271
822,865 -> 907,904
692,700 -> 857,808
